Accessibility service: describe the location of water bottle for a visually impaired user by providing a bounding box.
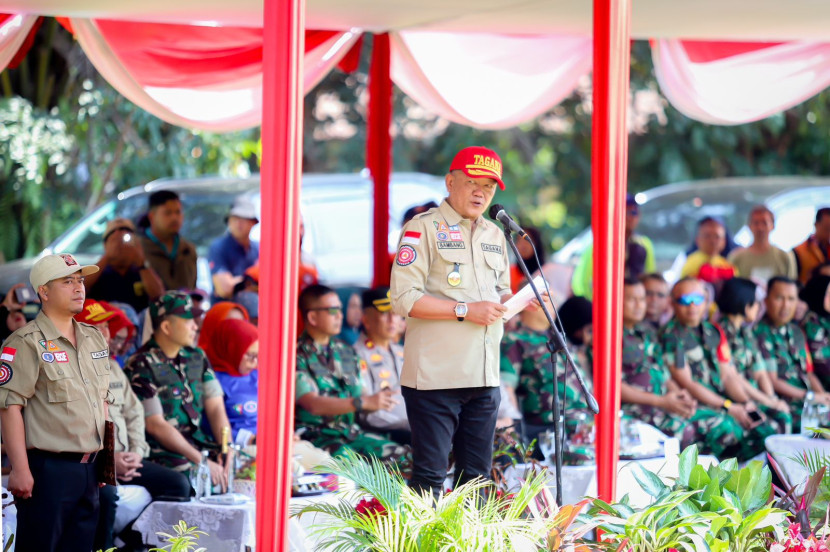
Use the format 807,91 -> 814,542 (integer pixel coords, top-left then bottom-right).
801,395 -> 820,436
195,450 -> 212,499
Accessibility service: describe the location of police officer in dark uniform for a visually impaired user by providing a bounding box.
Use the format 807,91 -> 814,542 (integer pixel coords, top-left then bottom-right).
0,254 -> 109,551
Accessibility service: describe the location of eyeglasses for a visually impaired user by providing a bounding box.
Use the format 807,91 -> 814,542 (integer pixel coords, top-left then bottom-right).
676,293 -> 705,306
243,352 -> 258,363
307,306 -> 342,315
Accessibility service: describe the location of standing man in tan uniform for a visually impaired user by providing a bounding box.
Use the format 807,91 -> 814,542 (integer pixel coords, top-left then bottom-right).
0,253 -> 109,552
390,146 -> 512,498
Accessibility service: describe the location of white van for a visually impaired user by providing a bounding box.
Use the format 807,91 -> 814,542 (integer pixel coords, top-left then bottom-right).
0,171 -> 448,294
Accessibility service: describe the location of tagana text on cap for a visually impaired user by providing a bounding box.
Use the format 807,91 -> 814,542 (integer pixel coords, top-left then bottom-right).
449,146 -> 505,190
30,253 -> 99,289
75,299 -> 118,325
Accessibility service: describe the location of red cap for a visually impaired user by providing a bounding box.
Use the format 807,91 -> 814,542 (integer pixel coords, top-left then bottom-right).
75,299 -> 117,325
449,146 -> 505,190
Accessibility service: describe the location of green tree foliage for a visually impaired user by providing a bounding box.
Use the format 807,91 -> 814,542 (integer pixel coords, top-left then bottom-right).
4,27 -> 830,262
0,19 -> 260,261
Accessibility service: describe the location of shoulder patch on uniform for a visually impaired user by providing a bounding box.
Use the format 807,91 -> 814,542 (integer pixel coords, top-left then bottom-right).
1,347 -> 16,362
396,245 -> 417,266
0,362 -> 12,385
481,243 -> 503,254
401,231 -> 421,246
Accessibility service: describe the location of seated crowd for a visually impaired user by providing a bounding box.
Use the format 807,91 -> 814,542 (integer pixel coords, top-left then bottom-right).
1,190 -> 829,551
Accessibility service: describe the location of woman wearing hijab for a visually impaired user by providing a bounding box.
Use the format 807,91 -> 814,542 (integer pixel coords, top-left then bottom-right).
716,278 -> 791,433
335,287 -> 363,345
206,318 -> 259,442
800,273 -> 830,388
198,301 -> 249,358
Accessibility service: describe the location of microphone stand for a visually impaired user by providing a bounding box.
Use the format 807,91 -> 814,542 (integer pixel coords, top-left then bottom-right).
502,226 -> 599,506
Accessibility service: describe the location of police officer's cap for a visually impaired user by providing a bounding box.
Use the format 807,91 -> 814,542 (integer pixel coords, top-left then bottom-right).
362,287 -> 392,313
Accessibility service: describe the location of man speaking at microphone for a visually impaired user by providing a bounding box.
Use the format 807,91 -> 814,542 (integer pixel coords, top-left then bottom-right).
390,146 -> 515,499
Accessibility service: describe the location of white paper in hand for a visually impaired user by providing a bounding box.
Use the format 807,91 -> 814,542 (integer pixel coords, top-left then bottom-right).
502,275 -> 549,321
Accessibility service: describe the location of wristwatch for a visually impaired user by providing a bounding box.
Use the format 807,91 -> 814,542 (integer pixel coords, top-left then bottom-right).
352,396 -> 363,413
454,302 -> 468,322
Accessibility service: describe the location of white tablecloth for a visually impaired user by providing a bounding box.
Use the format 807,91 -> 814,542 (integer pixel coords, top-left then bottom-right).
766,434 -> 830,491
132,493 -> 341,552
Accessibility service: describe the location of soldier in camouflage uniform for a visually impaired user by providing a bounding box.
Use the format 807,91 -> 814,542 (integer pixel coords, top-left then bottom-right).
755,277 -> 830,428
620,280 -> 744,457
295,285 -> 407,461
662,278 -> 776,461
799,274 -> 830,389
716,278 -> 792,434
500,304 -> 595,465
125,291 -> 231,490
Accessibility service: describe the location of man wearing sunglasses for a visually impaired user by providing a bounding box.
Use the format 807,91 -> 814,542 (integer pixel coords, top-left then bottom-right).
755,276 -> 830,429
294,284 -> 407,462
661,278 -> 776,461
85,218 -> 164,312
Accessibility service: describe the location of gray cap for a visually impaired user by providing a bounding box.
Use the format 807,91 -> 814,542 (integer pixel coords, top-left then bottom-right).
228,197 -> 259,222
30,254 -> 99,289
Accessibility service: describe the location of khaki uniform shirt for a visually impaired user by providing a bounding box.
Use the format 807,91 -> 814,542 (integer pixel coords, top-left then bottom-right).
354,333 -> 409,430
390,199 -> 510,390
138,231 -> 198,291
0,311 -> 109,453
108,359 -> 149,456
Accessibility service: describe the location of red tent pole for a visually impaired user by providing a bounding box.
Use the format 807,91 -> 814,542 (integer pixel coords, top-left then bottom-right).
367,32 -> 393,287
592,0 -> 631,503
258,0 -> 304,549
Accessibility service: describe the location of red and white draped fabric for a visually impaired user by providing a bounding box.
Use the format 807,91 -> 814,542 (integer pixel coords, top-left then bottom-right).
0,15 -> 39,72
69,19 -> 361,131
390,31 -> 592,129
652,39 -> 830,125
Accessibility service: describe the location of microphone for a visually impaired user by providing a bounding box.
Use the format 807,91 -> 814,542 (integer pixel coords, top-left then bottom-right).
488,204 -> 527,238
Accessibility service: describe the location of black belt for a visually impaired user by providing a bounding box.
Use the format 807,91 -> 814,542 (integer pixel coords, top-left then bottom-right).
28,449 -> 99,464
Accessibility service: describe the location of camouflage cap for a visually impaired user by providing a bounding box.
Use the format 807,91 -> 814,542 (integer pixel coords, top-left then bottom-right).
150,291 -> 195,324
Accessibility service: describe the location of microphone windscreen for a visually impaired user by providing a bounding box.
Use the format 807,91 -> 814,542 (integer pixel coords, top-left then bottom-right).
488,204 -> 504,220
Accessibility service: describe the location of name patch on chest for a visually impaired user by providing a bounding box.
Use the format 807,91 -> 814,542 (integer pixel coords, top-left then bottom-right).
437,241 -> 465,250
91,350 -> 109,359
481,243 -> 503,254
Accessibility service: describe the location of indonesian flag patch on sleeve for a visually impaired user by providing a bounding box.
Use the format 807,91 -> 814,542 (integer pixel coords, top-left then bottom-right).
401,231 -> 421,246
0,347 -> 16,362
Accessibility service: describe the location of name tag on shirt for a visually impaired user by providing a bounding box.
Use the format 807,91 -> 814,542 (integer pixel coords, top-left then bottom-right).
91,350 -> 109,359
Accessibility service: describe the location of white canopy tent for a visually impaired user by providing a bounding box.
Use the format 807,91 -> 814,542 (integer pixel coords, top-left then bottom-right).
8,0 -> 830,40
